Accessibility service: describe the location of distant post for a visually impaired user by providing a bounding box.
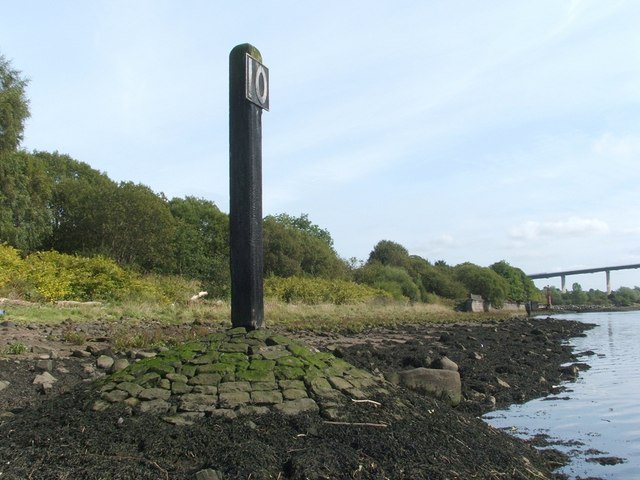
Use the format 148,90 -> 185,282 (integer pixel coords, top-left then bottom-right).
229,43 -> 269,330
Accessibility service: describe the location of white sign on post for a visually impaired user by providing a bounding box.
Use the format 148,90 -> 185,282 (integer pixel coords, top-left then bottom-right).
245,54 -> 269,111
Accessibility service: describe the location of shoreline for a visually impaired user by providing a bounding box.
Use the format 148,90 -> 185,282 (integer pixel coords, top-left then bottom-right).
0,315 -> 594,479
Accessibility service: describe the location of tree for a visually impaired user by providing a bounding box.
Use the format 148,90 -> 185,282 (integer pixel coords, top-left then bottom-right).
169,197 -> 229,297
490,260 -> 541,302
0,55 -> 30,153
367,240 -> 411,269
270,213 -> 334,248
0,151 -> 53,252
454,262 -> 509,307
263,214 -> 347,278
107,182 -> 177,272
570,282 -> 588,305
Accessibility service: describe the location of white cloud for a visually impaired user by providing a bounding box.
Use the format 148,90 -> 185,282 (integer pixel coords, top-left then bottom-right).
509,217 -> 610,241
593,133 -> 640,157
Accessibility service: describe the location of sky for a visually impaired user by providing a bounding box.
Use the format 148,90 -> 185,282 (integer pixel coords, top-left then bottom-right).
2,1 -> 639,291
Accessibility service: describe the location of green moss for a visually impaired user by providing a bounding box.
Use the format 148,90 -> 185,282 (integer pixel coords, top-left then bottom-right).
236,369 -> 276,382
266,334 -> 293,346
137,372 -> 161,386
276,356 -> 305,368
220,352 -> 249,364
198,363 -> 235,375
249,359 -> 276,371
246,329 -> 270,341
274,366 -> 305,381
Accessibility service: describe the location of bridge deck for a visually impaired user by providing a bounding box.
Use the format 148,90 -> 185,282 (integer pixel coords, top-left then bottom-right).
528,263 -> 640,279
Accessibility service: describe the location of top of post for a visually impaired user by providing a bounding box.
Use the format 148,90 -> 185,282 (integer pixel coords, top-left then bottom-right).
230,43 -> 263,63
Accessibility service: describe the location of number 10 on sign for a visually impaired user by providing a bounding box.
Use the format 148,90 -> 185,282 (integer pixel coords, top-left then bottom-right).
246,54 -> 269,111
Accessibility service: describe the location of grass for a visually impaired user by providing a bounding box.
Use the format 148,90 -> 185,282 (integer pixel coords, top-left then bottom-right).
0,297 -> 517,335
4,341 -> 28,355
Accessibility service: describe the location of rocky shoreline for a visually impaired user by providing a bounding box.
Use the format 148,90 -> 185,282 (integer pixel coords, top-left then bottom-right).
0,315 -> 594,479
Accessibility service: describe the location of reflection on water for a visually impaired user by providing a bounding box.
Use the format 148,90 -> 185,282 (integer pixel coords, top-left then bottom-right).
483,311 -> 640,479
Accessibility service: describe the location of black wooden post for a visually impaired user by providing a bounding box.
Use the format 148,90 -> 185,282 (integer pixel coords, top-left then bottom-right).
229,43 -> 269,330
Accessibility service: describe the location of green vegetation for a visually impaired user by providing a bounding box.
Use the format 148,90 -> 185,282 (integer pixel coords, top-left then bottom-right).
4,341 -> 28,355
545,283 -> 640,308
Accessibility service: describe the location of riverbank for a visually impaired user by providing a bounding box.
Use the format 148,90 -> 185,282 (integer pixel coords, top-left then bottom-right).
0,316 -> 593,479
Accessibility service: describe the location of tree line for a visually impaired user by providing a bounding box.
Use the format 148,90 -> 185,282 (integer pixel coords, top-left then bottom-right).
1,53 -> 542,305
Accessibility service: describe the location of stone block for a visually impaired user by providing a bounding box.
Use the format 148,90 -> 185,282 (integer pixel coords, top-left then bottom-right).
251,390 -> 283,405
188,374 -> 222,386
274,398 -> 319,416
116,381 -> 144,397
387,367 -> 462,406
136,399 -> 170,415
219,391 -> 250,408
138,387 -> 171,401
218,381 -> 251,393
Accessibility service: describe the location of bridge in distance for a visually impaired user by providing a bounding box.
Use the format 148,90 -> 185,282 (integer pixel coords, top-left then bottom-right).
528,263 -> 640,294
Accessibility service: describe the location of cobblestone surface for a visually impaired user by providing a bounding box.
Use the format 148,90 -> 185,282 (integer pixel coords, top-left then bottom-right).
93,327 -> 389,424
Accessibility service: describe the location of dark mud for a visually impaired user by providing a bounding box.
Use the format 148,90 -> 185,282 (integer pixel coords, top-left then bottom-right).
0,316 -> 594,479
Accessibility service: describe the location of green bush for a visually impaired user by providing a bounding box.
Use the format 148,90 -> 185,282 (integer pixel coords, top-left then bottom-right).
0,244 -> 24,290
265,276 -> 389,305
0,246 -> 202,303
354,262 -> 420,302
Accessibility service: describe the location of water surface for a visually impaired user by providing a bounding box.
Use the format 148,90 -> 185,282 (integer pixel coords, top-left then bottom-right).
484,311 -> 640,479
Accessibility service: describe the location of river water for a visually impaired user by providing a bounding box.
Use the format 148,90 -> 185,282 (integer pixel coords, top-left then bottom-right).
483,311 -> 640,479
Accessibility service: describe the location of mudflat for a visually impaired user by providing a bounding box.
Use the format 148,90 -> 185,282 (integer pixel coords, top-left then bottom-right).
0,315 -> 592,479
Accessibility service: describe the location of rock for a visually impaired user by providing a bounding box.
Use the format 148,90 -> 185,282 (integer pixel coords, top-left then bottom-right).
136,399 -> 170,415
72,349 -> 92,358
218,391 -> 250,408
96,355 -> 115,370
387,368 -> 462,406
196,468 -> 223,480
431,356 -> 459,372
33,371 -> 57,391
0,380 -> 9,392
250,390 -> 283,405
179,393 -> 218,412
138,387 -> 171,401
274,398 -> 319,416
163,412 -> 205,426
111,358 -> 130,373
101,389 -> 130,403
35,359 -> 54,372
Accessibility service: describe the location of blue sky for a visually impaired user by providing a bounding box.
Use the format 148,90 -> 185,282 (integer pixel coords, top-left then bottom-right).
2,1 -> 639,290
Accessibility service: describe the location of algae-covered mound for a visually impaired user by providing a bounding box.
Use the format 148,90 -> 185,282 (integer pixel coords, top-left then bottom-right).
93,327 -> 389,424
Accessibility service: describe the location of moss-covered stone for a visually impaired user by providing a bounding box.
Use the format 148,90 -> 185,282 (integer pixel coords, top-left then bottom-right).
116,382 -> 144,397
220,352 -> 249,364
245,329 -> 270,341
197,363 -> 235,375
188,373 -> 222,386
235,369 -> 276,383
171,381 -> 192,394
249,359 -> 276,371
274,366 -> 305,381
137,372 -> 161,386
166,373 -> 188,384
219,342 -> 249,354
276,356 -> 305,368
189,353 -> 220,365
226,327 -> 248,336
181,365 -> 197,378
265,335 -> 292,346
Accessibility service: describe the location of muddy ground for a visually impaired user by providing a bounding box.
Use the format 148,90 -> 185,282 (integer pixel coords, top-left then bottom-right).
0,315 -> 595,479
